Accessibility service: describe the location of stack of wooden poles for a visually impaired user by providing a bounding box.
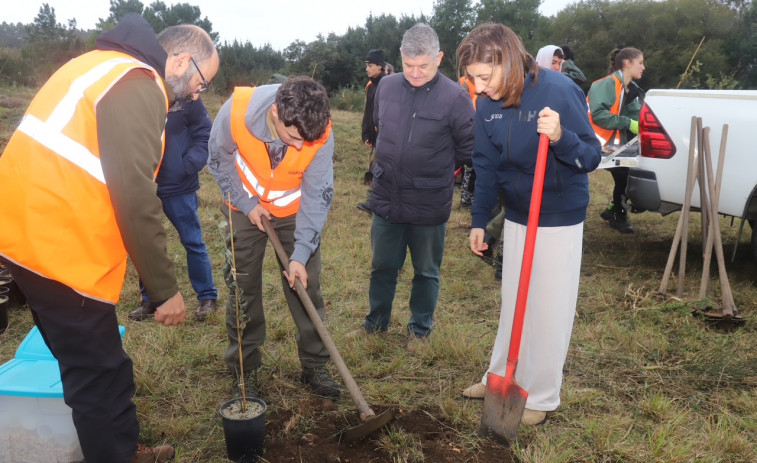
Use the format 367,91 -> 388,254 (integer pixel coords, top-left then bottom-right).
657,116 -> 743,322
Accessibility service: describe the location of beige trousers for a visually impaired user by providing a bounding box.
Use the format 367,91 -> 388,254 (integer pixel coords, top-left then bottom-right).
482,220 -> 584,411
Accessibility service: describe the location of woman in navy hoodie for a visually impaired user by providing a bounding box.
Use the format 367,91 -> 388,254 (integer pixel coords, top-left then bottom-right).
457,23 -> 601,427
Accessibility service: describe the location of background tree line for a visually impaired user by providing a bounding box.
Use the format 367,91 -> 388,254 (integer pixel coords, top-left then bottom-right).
0,0 -> 755,96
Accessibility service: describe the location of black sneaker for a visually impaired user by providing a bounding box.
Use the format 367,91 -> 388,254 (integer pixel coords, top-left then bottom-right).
609,213 -> 634,234
301,365 -> 341,399
600,208 -> 614,222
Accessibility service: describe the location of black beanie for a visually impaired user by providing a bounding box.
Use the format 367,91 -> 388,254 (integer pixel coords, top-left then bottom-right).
365,49 -> 385,66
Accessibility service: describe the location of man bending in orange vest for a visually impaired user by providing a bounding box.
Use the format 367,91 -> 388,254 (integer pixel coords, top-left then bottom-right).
0,14 -> 219,463
208,77 -> 340,399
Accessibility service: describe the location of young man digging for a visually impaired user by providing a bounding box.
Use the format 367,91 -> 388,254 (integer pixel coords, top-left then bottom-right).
208,77 -> 340,399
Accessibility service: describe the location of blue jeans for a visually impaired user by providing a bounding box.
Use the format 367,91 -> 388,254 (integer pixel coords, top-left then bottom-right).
141,192 -> 217,302
365,215 -> 446,336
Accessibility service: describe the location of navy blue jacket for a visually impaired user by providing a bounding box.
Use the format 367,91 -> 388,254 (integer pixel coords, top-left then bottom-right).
156,97 -> 212,198
471,69 -> 602,229
370,71 -> 475,225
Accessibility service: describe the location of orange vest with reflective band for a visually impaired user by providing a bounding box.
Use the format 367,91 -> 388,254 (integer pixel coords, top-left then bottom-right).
459,76 -> 478,109
0,50 -> 168,303
230,86 -> 331,218
587,74 -> 623,146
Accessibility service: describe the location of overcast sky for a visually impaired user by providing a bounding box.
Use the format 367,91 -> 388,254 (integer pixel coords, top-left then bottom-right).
5,0 -> 575,51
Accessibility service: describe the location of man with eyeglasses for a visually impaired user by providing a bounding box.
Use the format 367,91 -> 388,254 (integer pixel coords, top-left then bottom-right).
208,77 -> 341,400
0,14 -> 218,463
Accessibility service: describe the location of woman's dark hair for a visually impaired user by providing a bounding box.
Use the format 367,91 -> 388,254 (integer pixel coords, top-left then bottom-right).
456,22 -> 539,108
275,77 -> 331,142
609,47 -> 642,74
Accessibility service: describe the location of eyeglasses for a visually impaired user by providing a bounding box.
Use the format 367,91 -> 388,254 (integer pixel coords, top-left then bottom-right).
189,56 -> 211,94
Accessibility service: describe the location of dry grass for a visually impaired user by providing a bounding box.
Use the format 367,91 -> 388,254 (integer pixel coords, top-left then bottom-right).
1,89 -> 756,462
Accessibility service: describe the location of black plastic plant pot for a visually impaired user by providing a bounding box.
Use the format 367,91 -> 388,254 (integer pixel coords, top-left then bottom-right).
219,397 -> 266,463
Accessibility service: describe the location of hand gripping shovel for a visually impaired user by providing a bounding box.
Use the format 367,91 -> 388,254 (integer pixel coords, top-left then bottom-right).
261,217 -> 394,441
480,133 -> 550,444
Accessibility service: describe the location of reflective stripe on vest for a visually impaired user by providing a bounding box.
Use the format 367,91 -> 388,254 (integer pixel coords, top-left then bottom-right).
587,74 -> 623,146
234,153 -> 302,207
0,50 -> 168,303
229,86 -> 331,217
18,56 -> 166,183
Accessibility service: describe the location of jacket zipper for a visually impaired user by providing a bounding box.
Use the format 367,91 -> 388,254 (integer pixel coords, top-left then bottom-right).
408,111 -> 416,143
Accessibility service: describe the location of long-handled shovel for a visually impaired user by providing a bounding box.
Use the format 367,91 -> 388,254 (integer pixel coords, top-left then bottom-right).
261,216 -> 394,442
700,127 -> 744,325
479,133 -> 549,444
658,117 -> 700,297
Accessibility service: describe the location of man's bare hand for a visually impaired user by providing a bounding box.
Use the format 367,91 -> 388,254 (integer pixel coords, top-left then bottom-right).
283,260 -> 308,289
247,204 -> 272,232
154,291 -> 186,326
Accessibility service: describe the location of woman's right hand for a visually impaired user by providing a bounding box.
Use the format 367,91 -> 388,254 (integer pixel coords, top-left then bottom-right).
469,227 -> 487,256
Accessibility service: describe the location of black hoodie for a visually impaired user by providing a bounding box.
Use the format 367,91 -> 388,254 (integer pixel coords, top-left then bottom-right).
95,13 -> 167,79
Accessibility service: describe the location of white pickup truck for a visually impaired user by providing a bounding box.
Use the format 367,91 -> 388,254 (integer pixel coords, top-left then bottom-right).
617,89 -> 757,255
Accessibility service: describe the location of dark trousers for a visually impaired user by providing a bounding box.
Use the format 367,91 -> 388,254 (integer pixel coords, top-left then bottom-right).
221,209 -> 330,373
2,260 -> 138,463
365,215 -> 446,335
610,167 -> 629,212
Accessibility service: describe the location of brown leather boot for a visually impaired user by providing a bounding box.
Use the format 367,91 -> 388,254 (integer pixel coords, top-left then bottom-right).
128,300 -> 157,321
195,299 -> 217,321
130,443 -> 174,463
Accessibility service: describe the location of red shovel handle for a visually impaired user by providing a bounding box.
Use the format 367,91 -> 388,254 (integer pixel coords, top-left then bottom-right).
505,133 -> 550,378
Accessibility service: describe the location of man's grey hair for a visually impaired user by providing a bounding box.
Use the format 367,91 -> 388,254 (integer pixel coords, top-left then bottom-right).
400,23 -> 440,58
157,25 -> 215,62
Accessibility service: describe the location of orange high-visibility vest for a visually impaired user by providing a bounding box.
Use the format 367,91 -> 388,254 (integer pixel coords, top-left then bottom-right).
230,86 -> 331,218
0,49 -> 168,303
587,74 -> 623,146
459,76 -> 478,109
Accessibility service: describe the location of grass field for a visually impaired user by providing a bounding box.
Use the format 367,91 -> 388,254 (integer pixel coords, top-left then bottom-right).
1,88 -> 756,462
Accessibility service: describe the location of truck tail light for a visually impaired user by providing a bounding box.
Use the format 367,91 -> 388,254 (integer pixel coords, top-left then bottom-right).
639,103 -> 676,159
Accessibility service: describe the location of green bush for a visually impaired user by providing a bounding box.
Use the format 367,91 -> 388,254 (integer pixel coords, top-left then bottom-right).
329,87 -> 365,112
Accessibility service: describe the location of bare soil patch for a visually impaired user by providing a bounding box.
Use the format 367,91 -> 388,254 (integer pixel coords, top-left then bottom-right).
261,397 -> 513,462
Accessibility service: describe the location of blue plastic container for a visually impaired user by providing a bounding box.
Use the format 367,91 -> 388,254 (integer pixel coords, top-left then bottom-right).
0,325 -> 125,462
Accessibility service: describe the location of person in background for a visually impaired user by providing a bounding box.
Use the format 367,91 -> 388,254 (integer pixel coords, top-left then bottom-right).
357,49 -> 387,213
588,47 -> 646,234
458,76 -> 478,208
560,44 -> 587,90
129,97 -> 218,322
458,22 -> 601,427
207,77 -> 341,400
348,24 -> 475,351
535,44 -> 564,71
0,14 -> 219,463
385,62 -> 395,74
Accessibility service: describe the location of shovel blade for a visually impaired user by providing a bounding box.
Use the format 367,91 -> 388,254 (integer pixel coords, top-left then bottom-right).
342,409 -> 394,443
479,373 -> 527,444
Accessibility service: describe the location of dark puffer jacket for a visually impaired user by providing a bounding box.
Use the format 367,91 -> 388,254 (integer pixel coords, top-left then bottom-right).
370,71 -> 475,225
155,97 -> 212,198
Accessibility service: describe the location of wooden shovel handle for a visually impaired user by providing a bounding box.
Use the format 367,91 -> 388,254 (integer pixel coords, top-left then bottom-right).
505,134 -> 549,377
261,217 -> 376,422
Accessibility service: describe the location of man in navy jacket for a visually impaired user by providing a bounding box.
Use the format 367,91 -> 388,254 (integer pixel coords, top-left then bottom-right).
129,97 -> 218,321
350,24 -> 475,349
